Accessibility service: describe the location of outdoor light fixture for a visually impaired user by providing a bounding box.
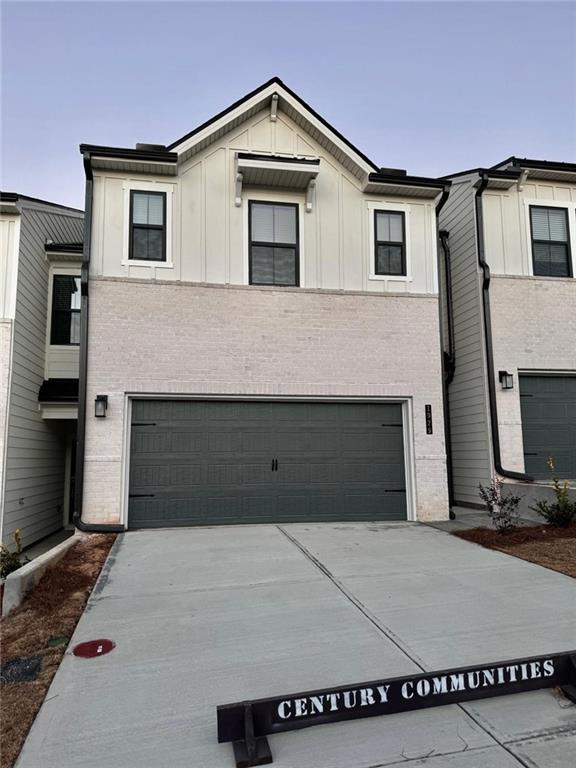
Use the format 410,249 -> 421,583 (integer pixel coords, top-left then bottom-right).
498,371 -> 514,390
94,395 -> 108,417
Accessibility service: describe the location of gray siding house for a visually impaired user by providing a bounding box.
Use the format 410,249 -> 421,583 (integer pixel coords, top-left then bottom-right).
74,77 -> 451,531
0,193 -> 83,548
439,158 -> 576,509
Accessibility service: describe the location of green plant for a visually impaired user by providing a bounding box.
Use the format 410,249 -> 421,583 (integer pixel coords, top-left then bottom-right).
0,529 -> 29,579
531,457 -> 576,528
478,478 -> 521,533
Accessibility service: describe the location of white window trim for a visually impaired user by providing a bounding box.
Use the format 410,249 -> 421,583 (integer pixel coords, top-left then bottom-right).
45,264 -> 82,352
121,180 -> 174,268
522,198 -> 576,278
243,192 -> 305,287
367,200 -> 412,282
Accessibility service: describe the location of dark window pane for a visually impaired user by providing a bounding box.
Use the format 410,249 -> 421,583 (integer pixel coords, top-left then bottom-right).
251,245 -> 274,284
51,276 -> 81,345
376,245 -> 404,275
533,243 -> 570,277
132,227 -> 163,261
273,247 -> 297,285
531,207 -> 568,242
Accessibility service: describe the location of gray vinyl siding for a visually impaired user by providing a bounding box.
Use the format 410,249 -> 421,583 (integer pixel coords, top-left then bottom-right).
439,179 -> 492,506
2,202 -> 83,547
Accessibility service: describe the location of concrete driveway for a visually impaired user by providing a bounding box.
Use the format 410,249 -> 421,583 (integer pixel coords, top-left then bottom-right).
17,523 -> 576,768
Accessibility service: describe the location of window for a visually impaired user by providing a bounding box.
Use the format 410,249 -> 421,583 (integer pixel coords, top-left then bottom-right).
51,275 -> 81,345
249,202 -> 299,286
129,191 -> 166,262
530,206 -> 572,277
374,211 -> 406,276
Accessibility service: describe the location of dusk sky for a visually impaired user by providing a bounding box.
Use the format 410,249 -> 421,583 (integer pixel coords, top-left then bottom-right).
2,1 -> 575,209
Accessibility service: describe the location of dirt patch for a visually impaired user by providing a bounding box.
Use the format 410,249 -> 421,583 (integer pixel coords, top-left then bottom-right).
0,533 -> 116,768
454,525 -> 576,578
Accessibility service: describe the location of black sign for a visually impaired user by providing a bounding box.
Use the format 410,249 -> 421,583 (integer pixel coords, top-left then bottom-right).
425,404 -> 433,434
217,651 -> 576,767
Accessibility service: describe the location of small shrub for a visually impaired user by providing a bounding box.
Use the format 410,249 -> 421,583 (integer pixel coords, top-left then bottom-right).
0,529 -> 29,579
478,478 -> 521,533
531,457 -> 576,528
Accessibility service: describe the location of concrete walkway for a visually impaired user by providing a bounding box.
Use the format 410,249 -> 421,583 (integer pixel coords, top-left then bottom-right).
16,523 -> 576,768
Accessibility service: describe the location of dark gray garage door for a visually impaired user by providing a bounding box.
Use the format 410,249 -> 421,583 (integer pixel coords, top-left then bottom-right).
128,400 -> 407,527
520,375 -> 576,479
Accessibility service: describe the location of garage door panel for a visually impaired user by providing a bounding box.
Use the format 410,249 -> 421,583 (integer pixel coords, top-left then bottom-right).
129,400 -> 407,527
520,375 -> 576,480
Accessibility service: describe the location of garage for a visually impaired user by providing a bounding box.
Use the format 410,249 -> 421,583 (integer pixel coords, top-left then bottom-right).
128,400 -> 407,527
519,375 -> 576,479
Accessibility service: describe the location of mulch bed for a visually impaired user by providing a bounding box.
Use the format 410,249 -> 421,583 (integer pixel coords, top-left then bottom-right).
454,524 -> 576,579
0,533 -> 116,768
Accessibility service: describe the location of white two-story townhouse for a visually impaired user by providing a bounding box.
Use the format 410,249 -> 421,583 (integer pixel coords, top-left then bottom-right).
0,193 -> 83,548
439,158 -> 576,511
75,77 -> 451,532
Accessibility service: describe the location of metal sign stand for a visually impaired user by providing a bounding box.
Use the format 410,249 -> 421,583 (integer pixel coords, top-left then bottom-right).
218,651 -> 576,767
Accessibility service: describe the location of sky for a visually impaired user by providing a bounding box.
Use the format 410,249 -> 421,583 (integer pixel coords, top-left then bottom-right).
1,1 -> 575,209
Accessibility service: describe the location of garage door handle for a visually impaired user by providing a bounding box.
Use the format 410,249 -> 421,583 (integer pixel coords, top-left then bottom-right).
271,459 -> 278,471
129,494 -> 155,498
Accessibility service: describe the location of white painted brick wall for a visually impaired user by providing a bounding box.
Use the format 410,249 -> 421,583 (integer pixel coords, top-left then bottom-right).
83,278 -> 449,523
491,276 -> 576,472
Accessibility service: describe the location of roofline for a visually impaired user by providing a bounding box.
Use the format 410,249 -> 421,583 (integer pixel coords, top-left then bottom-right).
237,152 -> 320,166
367,172 -> 450,189
0,191 -> 84,213
494,156 -> 576,174
79,144 -> 178,163
166,76 -> 380,172
439,167 -> 522,181
45,242 -> 84,254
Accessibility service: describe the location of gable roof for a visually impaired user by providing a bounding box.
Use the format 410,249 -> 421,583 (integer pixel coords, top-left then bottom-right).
167,76 -> 380,178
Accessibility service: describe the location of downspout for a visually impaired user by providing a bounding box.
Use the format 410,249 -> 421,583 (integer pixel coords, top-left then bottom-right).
475,172 -> 533,482
438,227 -> 456,514
73,152 -> 124,532
435,186 -> 456,516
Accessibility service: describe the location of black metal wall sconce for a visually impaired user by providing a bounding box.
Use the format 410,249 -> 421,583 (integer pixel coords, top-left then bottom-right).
95,395 -> 108,417
498,371 -> 514,390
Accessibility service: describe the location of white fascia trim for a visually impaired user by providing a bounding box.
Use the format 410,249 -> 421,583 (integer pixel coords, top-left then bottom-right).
121,180 -> 175,268
522,197 -> 576,278
366,200 -> 413,283
172,83 -> 374,177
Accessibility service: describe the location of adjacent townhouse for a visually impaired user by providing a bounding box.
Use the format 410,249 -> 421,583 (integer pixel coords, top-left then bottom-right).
0,193 -> 84,547
439,158 -> 576,510
75,77 -> 451,531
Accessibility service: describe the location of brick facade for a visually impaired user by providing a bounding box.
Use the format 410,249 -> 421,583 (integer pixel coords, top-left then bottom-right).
82,278 -> 449,524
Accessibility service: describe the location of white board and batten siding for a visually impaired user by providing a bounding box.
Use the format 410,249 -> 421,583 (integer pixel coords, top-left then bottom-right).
89,108 -> 439,296
482,182 -> 576,277
1,200 -> 83,547
438,177 -> 492,506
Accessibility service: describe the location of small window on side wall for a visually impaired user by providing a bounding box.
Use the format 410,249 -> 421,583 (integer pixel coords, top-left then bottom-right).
530,206 -> 572,278
249,202 -> 299,286
129,191 -> 166,262
374,210 -> 406,276
51,275 -> 81,345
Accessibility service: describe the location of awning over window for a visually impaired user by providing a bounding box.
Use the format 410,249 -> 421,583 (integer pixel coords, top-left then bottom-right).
236,153 -> 319,189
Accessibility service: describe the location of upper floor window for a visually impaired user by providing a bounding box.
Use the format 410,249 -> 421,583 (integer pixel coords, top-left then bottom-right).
530,206 -> 572,277
51,275 -> 80,345
374,210 -> 406,276
129,191 -> 166,262
249,202 -> 299,286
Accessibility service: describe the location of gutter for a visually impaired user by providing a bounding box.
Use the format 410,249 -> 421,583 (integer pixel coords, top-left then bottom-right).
435,187 -> 456,515
474,172 -> 533,483
73,152 -> 124,533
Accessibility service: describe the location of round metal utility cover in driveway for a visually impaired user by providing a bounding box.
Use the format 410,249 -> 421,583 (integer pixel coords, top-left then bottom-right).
128,400 -> 407,527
